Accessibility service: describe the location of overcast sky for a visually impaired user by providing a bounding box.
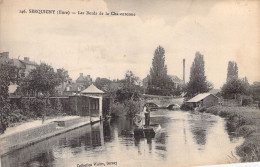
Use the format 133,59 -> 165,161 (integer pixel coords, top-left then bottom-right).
1,0 -> 259,88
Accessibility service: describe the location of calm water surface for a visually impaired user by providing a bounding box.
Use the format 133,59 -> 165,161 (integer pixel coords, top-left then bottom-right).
1,110 -> 243,167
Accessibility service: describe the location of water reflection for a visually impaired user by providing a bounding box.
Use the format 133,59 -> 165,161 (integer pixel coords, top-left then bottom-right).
188,113 -> 217,147
1,110 -> 243,167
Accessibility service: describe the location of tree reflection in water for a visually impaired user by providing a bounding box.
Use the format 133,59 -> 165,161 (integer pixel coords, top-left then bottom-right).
1,110 -> 243,167
188,113 -> 217,147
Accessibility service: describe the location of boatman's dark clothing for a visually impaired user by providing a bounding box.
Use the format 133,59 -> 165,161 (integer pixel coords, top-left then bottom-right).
145,112 -> 150,126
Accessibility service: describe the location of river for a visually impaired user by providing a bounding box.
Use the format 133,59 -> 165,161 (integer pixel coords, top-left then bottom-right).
1,109 -> 243,167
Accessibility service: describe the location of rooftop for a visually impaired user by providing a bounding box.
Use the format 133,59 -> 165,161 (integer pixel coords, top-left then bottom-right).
81,84 -> 104,94
186,93 -> 218,103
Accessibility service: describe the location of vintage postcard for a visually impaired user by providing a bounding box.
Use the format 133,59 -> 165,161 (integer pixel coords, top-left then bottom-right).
0,0 -> 259,167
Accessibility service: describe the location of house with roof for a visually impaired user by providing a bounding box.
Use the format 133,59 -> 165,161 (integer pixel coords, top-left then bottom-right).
169,75 -> 184,89
185,93 -> 219,108
19,57 -> 38,77
0,52 -> 38,77
69,84 -> 105,121
76,73 -> 92,86
63,82 -> 85,96
142,75 -> 184,89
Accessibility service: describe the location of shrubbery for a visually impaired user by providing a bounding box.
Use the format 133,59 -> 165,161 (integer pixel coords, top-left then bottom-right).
242,96 -> 253,106
180,103 -> 193,111
111,99 -> 142,117
201,105 -> 260,162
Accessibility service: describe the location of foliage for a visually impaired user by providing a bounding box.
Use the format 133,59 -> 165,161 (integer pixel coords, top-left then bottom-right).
115,71 -> 141,102
110,102 -> 125,117
147,46 -> 180,96
54,98 -> 63,115
227,61 -> 238,82
242,96 -> 253,106
180,103 -> 193,111
111,99 -> 142,117
19,63 -> 61,97
95,77 -> 112,91
0,63 -> 19,133
221,77 -> 251,98
202,105 -> 260,162
251,81 -> 260,101
56,68 -> 70,95
149,46 -> 168,86
0,101 -> 11,133
186,52 -> 213,97
26,98 -> 46,117
82,75 -> 93,88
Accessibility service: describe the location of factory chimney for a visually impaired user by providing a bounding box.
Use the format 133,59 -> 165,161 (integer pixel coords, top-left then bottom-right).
183,59 -> 185,84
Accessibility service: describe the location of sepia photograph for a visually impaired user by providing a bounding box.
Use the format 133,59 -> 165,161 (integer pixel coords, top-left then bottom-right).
0,0 -> 260,166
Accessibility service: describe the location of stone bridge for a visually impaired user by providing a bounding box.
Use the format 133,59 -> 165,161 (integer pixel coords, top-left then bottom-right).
141,95 -> 184,109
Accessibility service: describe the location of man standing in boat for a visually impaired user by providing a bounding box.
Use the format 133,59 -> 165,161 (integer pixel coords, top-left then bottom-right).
144,106 -> 150,126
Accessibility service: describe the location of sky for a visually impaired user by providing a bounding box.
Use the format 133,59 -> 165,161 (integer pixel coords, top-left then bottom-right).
1,0 -> 259,88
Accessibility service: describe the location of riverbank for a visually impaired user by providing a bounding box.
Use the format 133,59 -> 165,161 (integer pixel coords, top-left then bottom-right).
0,116 -> 100,156
198,105 -> 260,162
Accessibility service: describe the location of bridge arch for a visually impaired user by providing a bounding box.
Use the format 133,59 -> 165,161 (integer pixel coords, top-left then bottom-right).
144,102 -> 159,108
167,103 -> 180,110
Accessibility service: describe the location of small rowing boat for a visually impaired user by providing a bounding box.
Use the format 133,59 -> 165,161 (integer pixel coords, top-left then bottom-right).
134,123 -> 161,138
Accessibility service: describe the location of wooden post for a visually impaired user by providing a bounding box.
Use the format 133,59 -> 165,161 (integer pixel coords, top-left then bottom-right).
89,98 -> 92,123
75,96 -> 78,115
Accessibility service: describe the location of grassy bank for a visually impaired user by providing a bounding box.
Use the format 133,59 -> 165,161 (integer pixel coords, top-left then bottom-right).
198,105 -> 260,162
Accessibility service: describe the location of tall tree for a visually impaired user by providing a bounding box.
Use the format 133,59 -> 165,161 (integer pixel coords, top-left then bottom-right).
186,52 -> 213,97
149,45 -> 168,88
226,61 -> 238,82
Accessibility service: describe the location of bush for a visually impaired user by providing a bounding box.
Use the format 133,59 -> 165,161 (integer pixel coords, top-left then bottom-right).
198,107 -> 206,112
242,96 -> 253,106
21,98 -> 45,118
123,99 -> 142,116
237,136 -> 260,162
111,99 -> 142,117
0,101 -> 11,134
111,102 -> 126,117
180,103 -> 193,111
9,109 -> 28,124
237,125 -> 256,137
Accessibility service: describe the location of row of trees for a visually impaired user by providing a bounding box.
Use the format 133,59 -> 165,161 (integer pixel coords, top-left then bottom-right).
146,46 -> 213,97
146,45 -> 257,103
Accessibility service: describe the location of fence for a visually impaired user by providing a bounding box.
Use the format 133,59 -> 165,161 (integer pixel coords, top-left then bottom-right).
220,99 -> 242,106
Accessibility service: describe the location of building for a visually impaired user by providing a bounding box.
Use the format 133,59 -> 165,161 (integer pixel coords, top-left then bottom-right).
56,77 -> 72,95
185,93 -> 219,108
0,52 -> 11,64
63,82 -> 85,96
143,75 -> 184,89
18,57 -> 38,77
169,75 -> 184,89
76,73 -> 92,85
70,84 -> 104,120
0,52 -> 38,77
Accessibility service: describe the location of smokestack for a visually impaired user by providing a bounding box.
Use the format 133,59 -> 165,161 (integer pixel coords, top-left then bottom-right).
183,59 -> 185,84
